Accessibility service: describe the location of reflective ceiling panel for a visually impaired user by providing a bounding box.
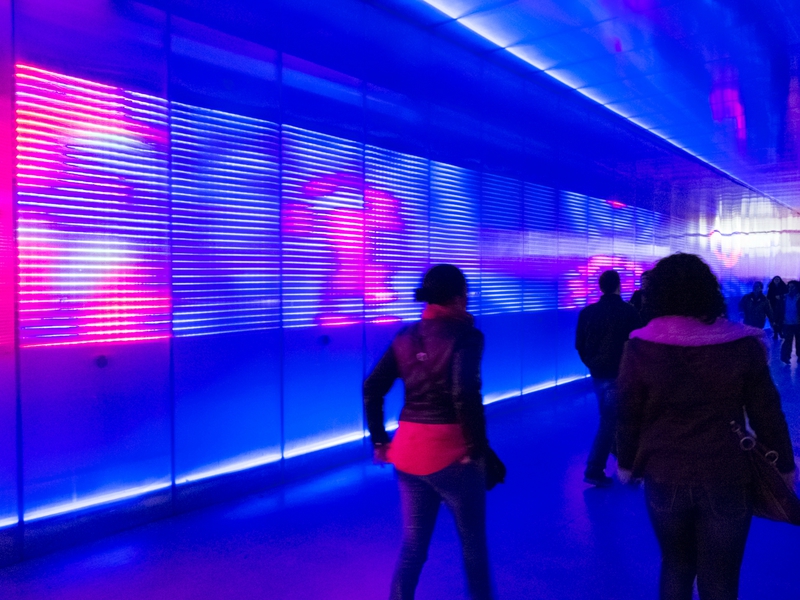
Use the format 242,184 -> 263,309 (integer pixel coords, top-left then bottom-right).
411,0 -> 800,209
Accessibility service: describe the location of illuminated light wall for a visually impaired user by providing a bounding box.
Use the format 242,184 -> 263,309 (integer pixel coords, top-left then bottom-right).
5,61 -> 777,529
16,65 -> 667,422
689,195 -> 800,303
281,126 -> 365,328
0,0 -> 15,533
15,65 -> 171,347
0,0 -> 796,561
6,62 -> 675,525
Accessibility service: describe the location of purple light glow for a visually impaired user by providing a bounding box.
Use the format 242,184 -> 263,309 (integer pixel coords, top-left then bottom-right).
14,64 -> 669,343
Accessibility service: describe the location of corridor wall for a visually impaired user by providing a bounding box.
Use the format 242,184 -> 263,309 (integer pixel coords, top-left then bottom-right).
0,0 -> 796,562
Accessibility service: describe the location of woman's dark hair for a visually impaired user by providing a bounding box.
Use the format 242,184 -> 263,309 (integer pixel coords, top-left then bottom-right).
414,264 -> 467,305
644,253 -> 725,324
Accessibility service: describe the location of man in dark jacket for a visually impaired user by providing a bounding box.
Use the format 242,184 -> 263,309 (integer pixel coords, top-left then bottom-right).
575,270 -> 642,486
738,281 -> 772,329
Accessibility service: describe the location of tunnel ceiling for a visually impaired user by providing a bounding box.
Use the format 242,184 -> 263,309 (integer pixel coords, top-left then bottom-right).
385,0 -> 800,210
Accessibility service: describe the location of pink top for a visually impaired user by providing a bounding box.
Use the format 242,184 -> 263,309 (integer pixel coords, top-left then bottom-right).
387,422 -> 468,476
386,302 -> 472,476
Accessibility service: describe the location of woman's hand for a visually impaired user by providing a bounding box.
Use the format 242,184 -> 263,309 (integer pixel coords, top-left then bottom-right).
373,445 -> 390,466
617,467 -> 633,484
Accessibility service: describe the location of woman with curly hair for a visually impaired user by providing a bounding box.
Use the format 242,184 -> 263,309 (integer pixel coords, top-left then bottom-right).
616,253 -> 796,600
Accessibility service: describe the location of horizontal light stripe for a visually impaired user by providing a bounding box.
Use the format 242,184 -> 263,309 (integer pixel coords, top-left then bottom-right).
24,482 -> 172,521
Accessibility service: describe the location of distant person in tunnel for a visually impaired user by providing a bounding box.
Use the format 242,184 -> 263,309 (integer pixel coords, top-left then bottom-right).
767,276 -> 788,339
630,269 -> 655,325
738,281 -> 772,330
616,253 -> 796,600
364,264 -> 494,600
575,269 -> 642,487
781,281 -> 800,365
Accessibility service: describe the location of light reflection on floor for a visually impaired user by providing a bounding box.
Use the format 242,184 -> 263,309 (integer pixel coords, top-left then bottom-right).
0,334 -> 797,599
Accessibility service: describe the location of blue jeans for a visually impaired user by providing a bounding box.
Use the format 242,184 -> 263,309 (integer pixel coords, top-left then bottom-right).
586,378 -> 617,477
391,461 -> 493,600
645,481 -> 753,600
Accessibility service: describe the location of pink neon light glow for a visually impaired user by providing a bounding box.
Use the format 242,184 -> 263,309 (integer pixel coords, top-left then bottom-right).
709,64 -> 746,142
284,171 -> 403,324
0,56 -> 13,352
708,230 -> 742,268
15,64 -> 171,347
562,255 -> 650,308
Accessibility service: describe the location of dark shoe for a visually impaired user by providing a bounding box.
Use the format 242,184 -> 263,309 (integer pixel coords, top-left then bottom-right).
584,473 -> 613,487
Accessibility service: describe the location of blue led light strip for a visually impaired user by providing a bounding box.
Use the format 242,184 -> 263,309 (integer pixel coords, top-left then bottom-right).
23,482 -> 171,522
171,104 -> 281,336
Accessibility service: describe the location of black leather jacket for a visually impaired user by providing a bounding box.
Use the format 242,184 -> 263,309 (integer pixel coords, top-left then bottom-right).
363,316 -> 488,459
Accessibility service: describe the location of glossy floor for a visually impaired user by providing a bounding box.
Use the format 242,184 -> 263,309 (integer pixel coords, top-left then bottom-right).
1,338 -> 798,599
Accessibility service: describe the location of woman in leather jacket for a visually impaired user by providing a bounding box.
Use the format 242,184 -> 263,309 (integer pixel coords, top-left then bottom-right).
364,264 -> 493,600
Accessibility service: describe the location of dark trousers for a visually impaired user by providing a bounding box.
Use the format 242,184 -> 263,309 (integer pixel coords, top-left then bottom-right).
391,462 -> 493,600
645,481 -> 753,600
782,324 -> 800,361
586,378 -> 617,477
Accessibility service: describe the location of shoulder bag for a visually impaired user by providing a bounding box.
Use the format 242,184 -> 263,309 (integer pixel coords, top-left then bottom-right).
730,421 -> 800,525
484,446 -> 506,490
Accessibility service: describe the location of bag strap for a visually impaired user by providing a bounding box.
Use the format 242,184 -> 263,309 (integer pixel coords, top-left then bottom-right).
730,421 -> 779,465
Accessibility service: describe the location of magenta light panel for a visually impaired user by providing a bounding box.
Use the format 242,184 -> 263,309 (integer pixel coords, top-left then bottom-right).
364,146 -> 429,324
15,65 -> 171,347
281,125 -> 365,328
170,103 -> 281,336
